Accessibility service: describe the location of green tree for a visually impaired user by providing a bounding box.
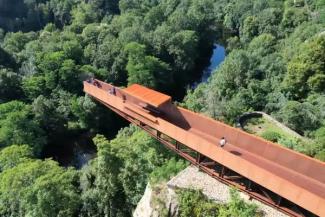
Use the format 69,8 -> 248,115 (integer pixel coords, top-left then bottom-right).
32,94 -> 68,135
218,188 -> 258,217
0,144 -> 33,171
0,159 -> 80,217
313,126 -> 325,160
82,24 -> 101,44
71,2 -> 99,28
109,126 -> 172,206
276,101 -> 321,135
0,47 -> 16,68
167,30 -> 198,71
47,0 -> 74,27
281,7 -> 309,33
223,1 -> 254,33
256,8 -> 282,35
80,134 -> 126,217
0,68 -> 22,102
22,75 -> 47,100
70,95 -> 97,130
177,188 -> 259,217
315,150 -> 325,161
183,83 -> 208,112
125,42 -> 171,89
0,101 -> 46,154
283,36 -> 325,99
3,31 -> 37,60
261,130 -> 282,142
58,59 -> 83,93
241,16 -> 259,43
150,157 -> 187,184
247,34 -> 276,58
178,189 -> 220,217
62,40 -> 83,63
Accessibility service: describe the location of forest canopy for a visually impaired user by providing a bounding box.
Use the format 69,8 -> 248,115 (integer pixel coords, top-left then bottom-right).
0,0 -> 324,216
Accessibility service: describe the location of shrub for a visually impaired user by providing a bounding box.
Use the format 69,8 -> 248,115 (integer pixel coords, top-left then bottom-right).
278,137 -> 299,149
150,158 -> 188,184
315,150 -> 325,161
177,189 -> 220,217
177,188 -> 259,217
261,130 -> 282,142
218,188 -> 259,217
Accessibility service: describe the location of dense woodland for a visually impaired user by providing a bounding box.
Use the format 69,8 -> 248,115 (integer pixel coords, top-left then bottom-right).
0,0 -> 324,216
184,0 -> 325,160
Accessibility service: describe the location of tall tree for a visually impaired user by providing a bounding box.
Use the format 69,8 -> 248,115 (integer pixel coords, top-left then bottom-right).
0,159 -> 80,217
125,42 -> 171,90
0,101 -> 46,155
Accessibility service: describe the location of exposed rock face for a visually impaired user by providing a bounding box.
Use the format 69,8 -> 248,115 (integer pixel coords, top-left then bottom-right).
133,184 -> 154,217
133,183 -> 178,217
133,166 -> 289,217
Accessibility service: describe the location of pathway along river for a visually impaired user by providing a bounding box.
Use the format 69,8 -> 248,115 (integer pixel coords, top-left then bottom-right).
45,44 -> 226,168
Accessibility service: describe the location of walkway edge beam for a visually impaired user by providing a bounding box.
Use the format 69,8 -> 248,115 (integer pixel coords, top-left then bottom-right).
84,80 -> 325,217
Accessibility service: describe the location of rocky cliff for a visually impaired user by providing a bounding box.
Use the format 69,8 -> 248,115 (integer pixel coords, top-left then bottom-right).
133,166 -> 289,217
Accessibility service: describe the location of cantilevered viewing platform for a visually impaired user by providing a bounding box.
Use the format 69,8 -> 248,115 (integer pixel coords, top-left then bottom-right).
84,79 -> 325,217
124,84 -> 171,108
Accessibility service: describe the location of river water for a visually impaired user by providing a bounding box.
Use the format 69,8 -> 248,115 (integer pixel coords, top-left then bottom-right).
43,132 -> 97,169
193,44 -> 226,88
201,44 -> 226,82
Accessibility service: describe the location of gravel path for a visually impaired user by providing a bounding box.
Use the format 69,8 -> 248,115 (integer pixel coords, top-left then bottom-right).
167,165 -> 289,217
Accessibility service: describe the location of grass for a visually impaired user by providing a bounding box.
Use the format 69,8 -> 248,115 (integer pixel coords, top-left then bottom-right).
242,117 -> 323,160
243,117 -> 300,142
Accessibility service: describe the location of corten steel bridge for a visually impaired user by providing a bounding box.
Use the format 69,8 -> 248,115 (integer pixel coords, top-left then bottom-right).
84,79 -> 325,217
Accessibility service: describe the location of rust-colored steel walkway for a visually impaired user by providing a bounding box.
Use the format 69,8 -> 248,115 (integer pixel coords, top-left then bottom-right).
84,80 -> 325,217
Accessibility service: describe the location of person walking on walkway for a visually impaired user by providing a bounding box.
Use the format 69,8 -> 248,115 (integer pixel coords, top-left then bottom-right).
219,137 -> 226,147
86,77 -> 94,84
93,80 -> 101,87
109,87 -> 116,95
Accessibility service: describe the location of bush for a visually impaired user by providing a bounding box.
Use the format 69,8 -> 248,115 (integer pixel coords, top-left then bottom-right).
278,137 -> 299,149
315,150 -> 325,161
150,158 -> 188,184
261,130 -> 282,142
177,188 -> 259,217
275,101 -> 321,135
218,188 -> 259,217
315,126 -> 325,146
177,189 -> 220,217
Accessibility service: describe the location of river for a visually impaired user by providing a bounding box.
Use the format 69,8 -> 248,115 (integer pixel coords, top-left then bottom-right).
42,132 -> 97,169
193,44 -> 226,88
201,44 -> 226,82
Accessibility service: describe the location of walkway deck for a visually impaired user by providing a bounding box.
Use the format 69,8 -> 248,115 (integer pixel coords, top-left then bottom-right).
84,80 -> 325,217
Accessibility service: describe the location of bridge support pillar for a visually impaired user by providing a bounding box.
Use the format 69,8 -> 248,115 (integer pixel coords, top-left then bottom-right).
156,130 -> 161,138
246,180 -> 252,191
196,153 -> 202,163
276,196 -> 282,206
175,141 -> 180,150
220,165 -> 226,178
